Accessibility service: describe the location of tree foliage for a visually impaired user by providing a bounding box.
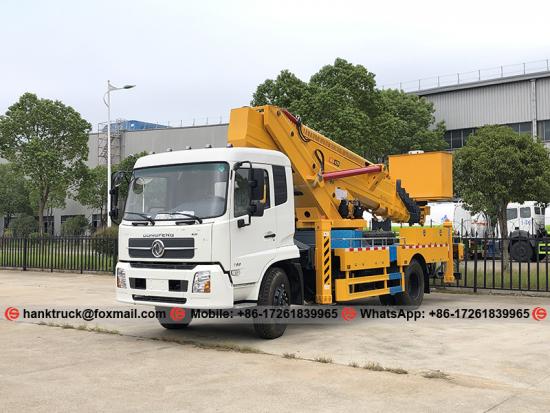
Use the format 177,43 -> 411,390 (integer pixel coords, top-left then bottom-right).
251,58 -> 447,160
76,165 -> 108,226
0,93 -> 91,234
0,164 -> 32,224
10,214 -> 38,237
61,215 -> 89,236
454,125 -> 550,249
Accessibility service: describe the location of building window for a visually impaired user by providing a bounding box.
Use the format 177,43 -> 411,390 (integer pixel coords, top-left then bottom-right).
92,214 -> 104,231
507,122 -> 532,135
538,120 -> 550,141
444,128 -> 476,150
37,216 -> 54,235
61,215 -> 81,224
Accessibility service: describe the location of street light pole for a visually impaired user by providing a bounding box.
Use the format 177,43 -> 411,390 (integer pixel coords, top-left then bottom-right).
103,80 -> 135,227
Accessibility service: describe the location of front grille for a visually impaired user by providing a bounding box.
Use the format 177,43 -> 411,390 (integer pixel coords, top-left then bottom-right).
132,295 -> 187,304
129,261 -> 197,270
128,238 -> 195,259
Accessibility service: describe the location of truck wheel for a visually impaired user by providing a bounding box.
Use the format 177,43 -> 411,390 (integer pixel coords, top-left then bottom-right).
510,241 -> 533,262
155,306 -> 193,329
393,259 -> 424,308
254,267 -> 290,339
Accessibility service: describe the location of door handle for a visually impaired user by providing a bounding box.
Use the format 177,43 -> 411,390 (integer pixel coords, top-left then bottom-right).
264,232 -> 276,239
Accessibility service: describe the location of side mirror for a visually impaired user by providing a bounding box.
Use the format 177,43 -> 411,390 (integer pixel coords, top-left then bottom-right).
248,200 -> 265,217
248,169 -> 265,201
112,170 -> 127,188
109,186 -> 122,225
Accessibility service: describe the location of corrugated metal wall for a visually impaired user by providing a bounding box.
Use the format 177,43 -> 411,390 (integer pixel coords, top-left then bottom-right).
536,78 -> 550,120
424,82 -> 532,130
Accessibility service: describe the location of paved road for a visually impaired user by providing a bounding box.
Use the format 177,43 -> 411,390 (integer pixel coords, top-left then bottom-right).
1,270 -> 549,412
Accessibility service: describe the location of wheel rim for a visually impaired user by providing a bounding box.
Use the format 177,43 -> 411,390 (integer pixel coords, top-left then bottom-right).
518,243 -> 529,260
273,283 -> 289,306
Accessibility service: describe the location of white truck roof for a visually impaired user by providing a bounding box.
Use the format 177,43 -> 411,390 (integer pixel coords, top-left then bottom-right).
134,147 -> 291,169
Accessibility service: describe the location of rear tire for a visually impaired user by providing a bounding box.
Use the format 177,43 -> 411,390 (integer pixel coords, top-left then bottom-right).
393,259 -> 425,308
254,267 -> 290,339
155,306 -> 193,329
510,240 -> 533,262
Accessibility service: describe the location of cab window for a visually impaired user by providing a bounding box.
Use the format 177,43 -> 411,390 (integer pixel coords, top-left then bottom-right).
520,207 -> 531,218
506,208 -> 518,220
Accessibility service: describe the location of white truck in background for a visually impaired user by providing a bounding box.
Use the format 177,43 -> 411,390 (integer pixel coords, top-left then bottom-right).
427,201 -> 547,261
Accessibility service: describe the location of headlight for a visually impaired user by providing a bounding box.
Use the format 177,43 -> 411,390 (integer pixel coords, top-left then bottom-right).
192,271 -> 211,293
116,267 -> 127,289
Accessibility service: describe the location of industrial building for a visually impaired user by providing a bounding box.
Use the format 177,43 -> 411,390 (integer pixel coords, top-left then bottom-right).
404,59 -> 550,150
4,59 -> 550,235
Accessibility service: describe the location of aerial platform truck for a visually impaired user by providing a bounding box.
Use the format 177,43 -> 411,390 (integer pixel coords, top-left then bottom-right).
112,105 -> 463,338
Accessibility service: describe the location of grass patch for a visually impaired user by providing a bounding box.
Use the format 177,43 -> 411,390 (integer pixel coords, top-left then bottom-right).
422,370 -> 450,380
363,362 -> 385,372
283,352 -> 297,359
363,362 -> 408,374
314,356 -> 333,364
150,336 -> 263,354
38,322 -> 120,335
0,246 -> 115,272
348,361 -> 360,368
434,261 -> 550,291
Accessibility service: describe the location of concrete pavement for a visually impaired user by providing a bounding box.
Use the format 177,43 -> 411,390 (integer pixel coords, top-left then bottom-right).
1,270 -> 550,412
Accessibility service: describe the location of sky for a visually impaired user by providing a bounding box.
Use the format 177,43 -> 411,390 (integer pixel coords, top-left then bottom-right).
2,0 -> 550,130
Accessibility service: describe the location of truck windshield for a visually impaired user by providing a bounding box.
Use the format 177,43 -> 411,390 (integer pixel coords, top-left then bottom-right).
124,162 -> 229,221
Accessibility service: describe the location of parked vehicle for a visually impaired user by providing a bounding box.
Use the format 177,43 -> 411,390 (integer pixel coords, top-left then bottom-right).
110,105 -> 463,338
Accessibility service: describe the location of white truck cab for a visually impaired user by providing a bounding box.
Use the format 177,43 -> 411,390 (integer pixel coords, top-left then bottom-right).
506,201 -> 546,235
113,147 -> 300,337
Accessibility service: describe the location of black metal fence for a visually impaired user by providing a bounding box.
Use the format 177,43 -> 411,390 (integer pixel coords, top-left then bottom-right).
1,234 -> 550,293
431,236 -> 550,293
0,236 -> 118,273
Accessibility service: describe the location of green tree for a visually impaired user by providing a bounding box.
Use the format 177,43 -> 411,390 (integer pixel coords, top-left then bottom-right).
0,164 -> 32,226
371,89 -> 447,157
252,69 -> 307,112
114,151 -> 149,199
0,93 -> 91,234
61,215 -> 89,236
10,214 -> 38,237
251,58 -> 446,160
454,125 -> 550,264
76,165 -> 108,227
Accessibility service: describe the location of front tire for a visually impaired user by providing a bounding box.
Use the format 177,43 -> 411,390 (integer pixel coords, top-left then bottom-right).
155,306 -> 193,329
510,240 -> 533,262
254,267 -> 290,339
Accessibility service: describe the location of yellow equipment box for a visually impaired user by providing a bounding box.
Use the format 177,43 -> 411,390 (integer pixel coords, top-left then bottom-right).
388,151 -> 453,201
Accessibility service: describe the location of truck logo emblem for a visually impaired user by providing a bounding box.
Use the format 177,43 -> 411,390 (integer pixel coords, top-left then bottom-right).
151,239 -> 165,258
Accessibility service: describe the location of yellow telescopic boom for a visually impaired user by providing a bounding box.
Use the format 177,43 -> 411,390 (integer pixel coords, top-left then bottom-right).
228,105 -> 451,228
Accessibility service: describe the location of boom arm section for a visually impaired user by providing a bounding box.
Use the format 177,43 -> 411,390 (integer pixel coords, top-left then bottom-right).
228,105 -> 421,228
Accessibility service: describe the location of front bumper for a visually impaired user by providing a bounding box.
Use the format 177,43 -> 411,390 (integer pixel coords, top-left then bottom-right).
115,262 -> 234,309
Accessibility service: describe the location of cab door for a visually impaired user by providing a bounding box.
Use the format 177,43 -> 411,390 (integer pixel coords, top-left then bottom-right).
230,164 -> 277,285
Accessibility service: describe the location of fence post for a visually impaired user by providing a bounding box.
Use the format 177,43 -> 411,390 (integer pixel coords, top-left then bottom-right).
80,237 -> 84,274
22,238 -> 28,271
473,247 -> 478,293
